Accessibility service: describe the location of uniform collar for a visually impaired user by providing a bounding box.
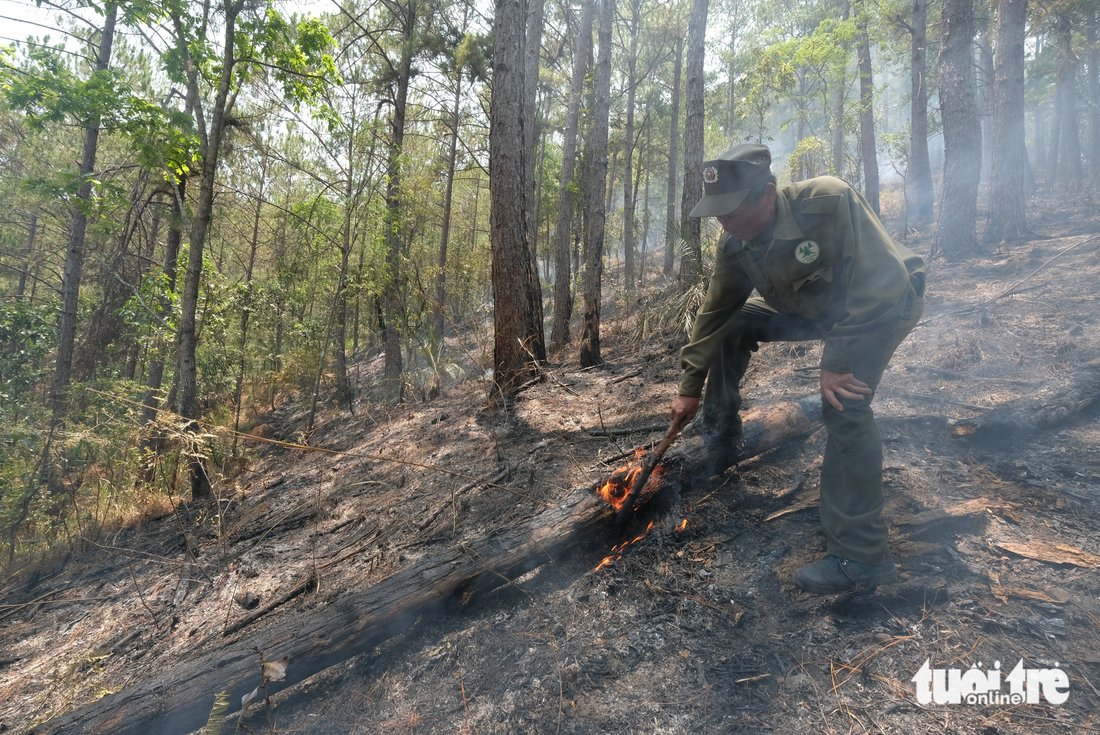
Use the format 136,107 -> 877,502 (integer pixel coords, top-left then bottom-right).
747,186 -> 804,250
771,187 -> 805,241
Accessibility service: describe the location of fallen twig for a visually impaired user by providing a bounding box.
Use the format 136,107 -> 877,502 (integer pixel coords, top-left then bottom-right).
222,573 -> 318,637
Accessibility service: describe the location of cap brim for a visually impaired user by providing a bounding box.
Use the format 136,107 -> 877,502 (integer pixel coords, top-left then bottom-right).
688,188 -> 750,218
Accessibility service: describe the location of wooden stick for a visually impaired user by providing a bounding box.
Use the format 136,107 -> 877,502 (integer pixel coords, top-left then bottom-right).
615,423 -> 680,527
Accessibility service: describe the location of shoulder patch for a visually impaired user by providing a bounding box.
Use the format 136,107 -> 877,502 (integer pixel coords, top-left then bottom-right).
800,195 -> 840,214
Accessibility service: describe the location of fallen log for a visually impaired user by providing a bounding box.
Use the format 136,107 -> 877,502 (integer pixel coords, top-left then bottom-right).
32,395 -> 825,735
949,358 -> 1100,442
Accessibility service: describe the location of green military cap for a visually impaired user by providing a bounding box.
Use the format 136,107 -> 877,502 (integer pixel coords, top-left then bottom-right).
688,143 -> 772,218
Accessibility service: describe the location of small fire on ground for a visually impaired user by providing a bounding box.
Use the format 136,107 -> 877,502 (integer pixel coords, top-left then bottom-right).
595,449 -> 666,513
593,450 -> 687,571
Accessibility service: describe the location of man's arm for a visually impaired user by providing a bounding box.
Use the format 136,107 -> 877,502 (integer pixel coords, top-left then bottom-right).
677,243 -> 754,398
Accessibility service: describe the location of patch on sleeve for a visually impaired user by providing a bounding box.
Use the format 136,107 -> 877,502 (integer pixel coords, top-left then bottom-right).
800,195 -> 840,214
795,240 -> 820,264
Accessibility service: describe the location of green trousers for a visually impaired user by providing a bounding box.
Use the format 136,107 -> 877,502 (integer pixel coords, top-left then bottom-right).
698,297 -> 923,566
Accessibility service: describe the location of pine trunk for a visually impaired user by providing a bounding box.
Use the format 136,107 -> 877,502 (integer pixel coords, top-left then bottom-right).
622,0 -> 639,292
984,0 -> 1029,244
932,0 -> 981,260
178,0 -> 243,498
663,38 -> 682,276
906,0 -> 934,225
381,6 -> 416,403
1055,14 -> 1083,192
491,0 -> 547,394
549,0 -> 594,352
579,0 -> 615,368
51,3 -> 118,417
856,0 -> 879,214
678,0 -> 707,285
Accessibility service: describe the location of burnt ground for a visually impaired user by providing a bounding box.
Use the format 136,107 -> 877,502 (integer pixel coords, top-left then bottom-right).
5,189 -> 1100,734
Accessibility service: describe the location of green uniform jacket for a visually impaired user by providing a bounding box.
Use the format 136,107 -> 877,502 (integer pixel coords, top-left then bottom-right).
679,176 -> 926,397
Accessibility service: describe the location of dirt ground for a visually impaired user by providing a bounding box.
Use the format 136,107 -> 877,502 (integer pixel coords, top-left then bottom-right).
5,190 -> 1100,735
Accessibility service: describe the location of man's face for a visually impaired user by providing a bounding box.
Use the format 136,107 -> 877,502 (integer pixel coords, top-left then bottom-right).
714,183 -> 777,241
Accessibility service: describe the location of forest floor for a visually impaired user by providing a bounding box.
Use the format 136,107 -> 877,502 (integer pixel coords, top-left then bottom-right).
6,188 -> 1100,734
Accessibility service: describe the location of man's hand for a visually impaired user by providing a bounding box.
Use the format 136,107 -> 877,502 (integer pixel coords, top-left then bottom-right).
670,394 -> 700,432
820,370 -> 871,411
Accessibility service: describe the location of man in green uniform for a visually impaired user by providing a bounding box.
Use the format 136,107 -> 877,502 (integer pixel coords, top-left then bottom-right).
669,143 -> 925,594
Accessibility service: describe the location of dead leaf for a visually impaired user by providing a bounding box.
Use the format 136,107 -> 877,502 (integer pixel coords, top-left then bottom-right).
994,540 -> 1100,568
263,655 -> 289,683
241,687 -> 260,717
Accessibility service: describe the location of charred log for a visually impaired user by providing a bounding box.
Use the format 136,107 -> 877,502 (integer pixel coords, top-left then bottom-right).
950,359 -> 1100,442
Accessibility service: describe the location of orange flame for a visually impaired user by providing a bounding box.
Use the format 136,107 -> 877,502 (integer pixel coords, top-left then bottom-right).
595,449 -> 666,513
676,519 -> 690,532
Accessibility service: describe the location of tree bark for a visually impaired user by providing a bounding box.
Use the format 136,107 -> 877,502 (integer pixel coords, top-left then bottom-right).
549,0 -> 594,352
622,0 -> 640,292
831,0 -> 850,178
906,0 -> 934,225
855,0 -> 880,214
579,0 -> 615,368
15,214 -> 36,299
178,0 -> 246,498
678,0 -> 707,285
491,0 -> 547,395
663,37 -> 682,276
432,64 -> 463,342
984,0 -> 1029,244
639,121 -> 652,285
1089,10 -> 1100,185
381,1 -> 418,403
523,0 -> 545,264
1054,13 -> 1083,192
51,2 -> 118,417
143,180 -> 185,429
932,0 -> 981,260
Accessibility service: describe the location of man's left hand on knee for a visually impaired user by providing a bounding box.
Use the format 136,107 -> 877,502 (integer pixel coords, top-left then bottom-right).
820,370 -> 871,411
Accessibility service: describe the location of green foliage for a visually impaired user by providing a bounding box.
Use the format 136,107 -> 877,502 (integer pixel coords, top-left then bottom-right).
0,299 -> 54,419
738,43 -> 796,143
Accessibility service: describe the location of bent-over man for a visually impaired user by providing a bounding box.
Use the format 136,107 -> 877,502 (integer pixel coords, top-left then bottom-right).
669,143 -> 925,594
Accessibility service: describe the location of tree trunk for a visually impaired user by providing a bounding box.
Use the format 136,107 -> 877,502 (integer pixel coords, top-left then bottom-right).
15,214 -> 36,299
678,0 -> 707,285
906,0 -> 934,225
524,0 -> 545,265
622,0 -> 640,292
382,3 -> 417,403
932,0 -> 981,260
579,0 -> 614,368
855,0 -> 880,214
1089,10 -> 1100,185
984,0 -> 1029,244
663,37 -> 683,276
1047,78 -> 1062,189
178,0 -> 246,498
233,160 -> 266,453
432,68 -> 463,342
143,181 -> 185,428
639,122 -> 652,286
976,12 -> 995,181
490,0 -> 547,395
1055,13 -> 1083,192
549,0 -> 594,352
51,2 -> 118,417
831,0 -> 850,177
